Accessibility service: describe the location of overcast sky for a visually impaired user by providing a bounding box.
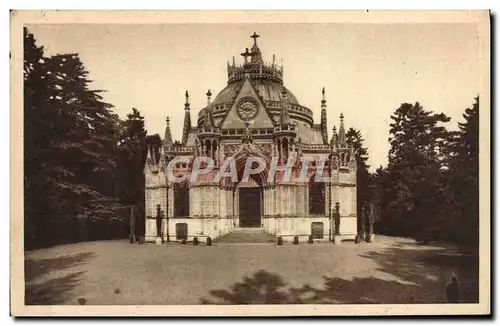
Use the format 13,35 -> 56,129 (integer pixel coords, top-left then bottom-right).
28,23 -> 480,171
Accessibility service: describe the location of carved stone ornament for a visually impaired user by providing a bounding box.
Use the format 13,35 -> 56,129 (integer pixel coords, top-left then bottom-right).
236,97 -> 259,121
257,144 -> 272,156
224,144 -> 238,156
348,156 -> 357,172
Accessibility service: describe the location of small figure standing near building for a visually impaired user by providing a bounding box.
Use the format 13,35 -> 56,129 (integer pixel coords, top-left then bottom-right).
155,204 -> 163,245
129,206 -> 136,243
357,205 -> 367,243
446,274 -> 460,303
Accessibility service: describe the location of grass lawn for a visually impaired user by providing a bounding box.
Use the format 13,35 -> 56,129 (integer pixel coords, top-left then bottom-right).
24,236 -> 479,305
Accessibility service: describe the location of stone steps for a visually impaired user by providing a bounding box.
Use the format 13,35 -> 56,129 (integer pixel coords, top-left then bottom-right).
215,228 -> 276,244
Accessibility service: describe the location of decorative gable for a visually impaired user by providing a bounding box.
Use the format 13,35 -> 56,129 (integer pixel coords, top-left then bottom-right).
220,77 -> 274,129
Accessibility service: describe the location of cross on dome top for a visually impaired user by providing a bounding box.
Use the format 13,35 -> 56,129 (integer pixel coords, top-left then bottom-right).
240,47 -> 252,64
250,32 -> 263,64
250,32 -> 260,45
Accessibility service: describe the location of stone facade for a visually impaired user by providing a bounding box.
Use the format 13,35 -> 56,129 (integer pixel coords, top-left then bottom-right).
144,33 -> 357,243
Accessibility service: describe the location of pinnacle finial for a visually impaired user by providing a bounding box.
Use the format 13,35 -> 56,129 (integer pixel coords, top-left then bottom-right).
206,89 -> 212,106
321,87 -> 326,105
338,113 -> 346,144
164,117 -> 173,147
185,90 -> 190,106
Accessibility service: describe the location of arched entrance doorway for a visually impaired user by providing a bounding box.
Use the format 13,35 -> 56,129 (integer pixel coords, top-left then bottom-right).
219,141 -> 270,229
232,148 -> 269,228
237,176 -> 262,227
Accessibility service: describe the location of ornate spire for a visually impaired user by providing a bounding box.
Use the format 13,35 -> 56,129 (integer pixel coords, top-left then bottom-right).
163,117 -> 173,147
206,89 -> 212,107
280,88 -> 290,127
146,144 -> 154,166
204,89 -> 214,128
182,90 -> 191,145
320,87 -> 328,144
204,110 -> 214,127
151,144 -> 157,166
338,113 -> 346,144
184,90 -> 190,109
158,144 -> 166,169
331,126 -> 338,145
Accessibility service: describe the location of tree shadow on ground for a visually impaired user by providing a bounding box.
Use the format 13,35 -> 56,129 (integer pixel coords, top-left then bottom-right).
25,271 -> 86,305
201,242 -> 479,304
25,252 -> 94,305
200,270 -> 295,304
360,243 -> 479,303
200,269 -> 442,304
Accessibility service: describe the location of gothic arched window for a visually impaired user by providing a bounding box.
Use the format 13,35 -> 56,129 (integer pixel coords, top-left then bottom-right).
205,139 -> 211,157
309,175 -> 325,215
173,182 -> 190,217
282,138 -> 289,160
212,140 -> 218,160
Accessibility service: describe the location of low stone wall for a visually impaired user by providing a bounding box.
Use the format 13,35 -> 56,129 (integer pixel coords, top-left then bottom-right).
262,215 -> 357,242
145,215 -> 358,243
145,217 -> 236,243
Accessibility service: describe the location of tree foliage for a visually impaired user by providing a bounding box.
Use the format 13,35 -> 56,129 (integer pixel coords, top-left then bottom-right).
371,100 -> 479,248
24,28 -> 144,249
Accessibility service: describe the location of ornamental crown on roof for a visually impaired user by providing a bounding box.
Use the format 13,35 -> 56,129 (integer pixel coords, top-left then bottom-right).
227,32 -> 284,85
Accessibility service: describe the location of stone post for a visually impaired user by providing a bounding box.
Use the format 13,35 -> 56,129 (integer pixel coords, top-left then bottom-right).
335,202 -> 341,235
129,205 -> 136,243
367,203 -> 375,242
166,180 -> 170,243
358,205 -> 366,243
155,204 -> 163,245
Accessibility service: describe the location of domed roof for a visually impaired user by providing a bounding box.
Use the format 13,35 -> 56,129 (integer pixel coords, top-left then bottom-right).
211,79 -> 300,107
198,33 -> 303,121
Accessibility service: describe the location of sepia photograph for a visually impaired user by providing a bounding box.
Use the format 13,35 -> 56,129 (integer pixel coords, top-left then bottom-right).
11,10 -> 490,316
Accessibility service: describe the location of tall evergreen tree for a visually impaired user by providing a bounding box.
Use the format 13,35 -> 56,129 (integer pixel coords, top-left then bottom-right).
382,102 -> 451,239
346,128 -> 371,218
24,28 -> 124,248
444,97 -> 479,247
24,27 -> 52,248
117,109 -> 147,220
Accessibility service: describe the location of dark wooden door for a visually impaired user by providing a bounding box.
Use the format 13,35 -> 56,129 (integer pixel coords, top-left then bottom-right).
176,223 -> 188,240
239,188 -> 262,227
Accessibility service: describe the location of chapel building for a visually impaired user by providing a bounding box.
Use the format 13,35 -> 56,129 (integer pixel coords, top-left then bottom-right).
144,33 -> 357,243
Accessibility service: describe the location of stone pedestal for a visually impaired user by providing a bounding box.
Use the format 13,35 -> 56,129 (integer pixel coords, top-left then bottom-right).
368,233 -> 375,242
155,236 -> 163,245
